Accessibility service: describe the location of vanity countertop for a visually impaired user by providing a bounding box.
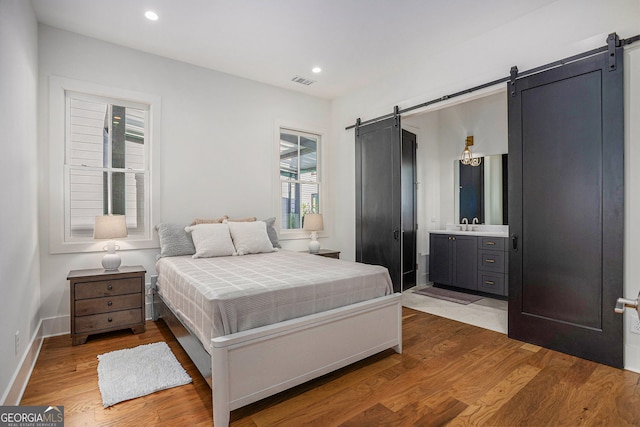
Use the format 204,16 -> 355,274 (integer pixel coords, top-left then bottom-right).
430,225 -> 509,238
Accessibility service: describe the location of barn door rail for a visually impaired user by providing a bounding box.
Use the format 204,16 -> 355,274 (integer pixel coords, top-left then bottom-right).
346,32 -> 639,131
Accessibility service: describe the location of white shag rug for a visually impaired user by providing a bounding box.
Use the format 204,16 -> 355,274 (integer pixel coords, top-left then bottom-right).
97,341 -> 192,407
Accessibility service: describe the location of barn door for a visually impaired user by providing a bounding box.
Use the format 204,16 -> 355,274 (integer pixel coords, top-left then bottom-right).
508,46 -> 624,367
355,117 -> 402,292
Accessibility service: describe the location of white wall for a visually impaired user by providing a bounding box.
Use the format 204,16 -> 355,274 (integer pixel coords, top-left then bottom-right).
37,26 -> 331,333
404,91 -> 508,241
623,45 -> 640,372
0,0 -> 40,403
331,0 -> 640,369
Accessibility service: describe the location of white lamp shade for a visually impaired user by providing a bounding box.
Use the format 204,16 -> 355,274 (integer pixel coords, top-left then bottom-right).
94,215 -> 128,239
303,214 -> 324,231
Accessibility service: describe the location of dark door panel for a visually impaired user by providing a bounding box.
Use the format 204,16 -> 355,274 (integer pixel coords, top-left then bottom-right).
508,48 -> 624,367
356,118 -> 402,292
429,234 -> 451,285
452,235 -> 477,290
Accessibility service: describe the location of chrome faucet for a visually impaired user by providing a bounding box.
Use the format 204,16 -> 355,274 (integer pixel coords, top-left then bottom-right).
471,217 -> 479,231
461,217 -> 468,231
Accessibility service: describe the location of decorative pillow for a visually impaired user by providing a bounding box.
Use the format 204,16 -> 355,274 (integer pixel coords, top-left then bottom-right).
190,216 -> 227,226
228,221 -> 276,255
185,223 -> 236,258
261,217 -> 281,249
155,223 -> 195,258
227,216 -> 257,222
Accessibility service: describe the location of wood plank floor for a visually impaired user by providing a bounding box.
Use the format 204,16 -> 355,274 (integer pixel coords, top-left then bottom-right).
21,308 -> 640,426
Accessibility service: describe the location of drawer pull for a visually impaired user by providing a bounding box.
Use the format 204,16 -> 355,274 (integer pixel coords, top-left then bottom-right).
107,301 -> 113,306
485,241 -> 496,245
107,285 -> 113,290
485,280 -> 495,285
485,259 -> 496,263
107,317 -> 113,323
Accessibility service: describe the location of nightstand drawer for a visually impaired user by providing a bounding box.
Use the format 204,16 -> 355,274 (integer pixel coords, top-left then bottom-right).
75,277 -> 141,299
75,294 -> 142,316
74,308 -> 143,334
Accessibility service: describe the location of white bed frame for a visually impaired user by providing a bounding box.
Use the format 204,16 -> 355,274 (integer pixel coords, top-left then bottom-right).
154,292 -> 402,426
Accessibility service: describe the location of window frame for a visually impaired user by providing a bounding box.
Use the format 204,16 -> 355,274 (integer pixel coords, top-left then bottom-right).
49,76 -> 161,254
274,121 -> 327,240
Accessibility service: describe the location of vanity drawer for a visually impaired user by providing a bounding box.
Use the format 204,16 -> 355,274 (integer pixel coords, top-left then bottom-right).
478,272 -> 506,295
478,237 -> 506,251
478,249 -> 506,273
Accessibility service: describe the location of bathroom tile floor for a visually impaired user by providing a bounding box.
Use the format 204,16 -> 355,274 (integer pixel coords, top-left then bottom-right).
402,284 -> 508,334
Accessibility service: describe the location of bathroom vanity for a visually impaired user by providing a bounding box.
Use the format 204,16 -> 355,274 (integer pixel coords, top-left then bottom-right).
429,228 -> 508,296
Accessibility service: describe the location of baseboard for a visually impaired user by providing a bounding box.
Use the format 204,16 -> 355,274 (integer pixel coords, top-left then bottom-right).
42,315 -> 70,337
624,343 -> 640,373
1,320 -> 44,405
418,254 -> 429,286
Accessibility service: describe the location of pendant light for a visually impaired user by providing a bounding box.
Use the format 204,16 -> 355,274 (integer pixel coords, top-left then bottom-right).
460,136 -> 482,167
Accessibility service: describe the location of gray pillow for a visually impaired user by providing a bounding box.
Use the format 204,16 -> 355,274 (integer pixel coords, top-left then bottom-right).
261,217 -> 281,248
155,223 -> 196,258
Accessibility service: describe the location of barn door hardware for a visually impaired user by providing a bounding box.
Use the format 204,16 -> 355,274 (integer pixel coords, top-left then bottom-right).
607,33 -> 620,72
510,66 -> 518,97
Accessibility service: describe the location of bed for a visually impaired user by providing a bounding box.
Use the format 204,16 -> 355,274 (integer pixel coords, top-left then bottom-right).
151,221 -> 402,426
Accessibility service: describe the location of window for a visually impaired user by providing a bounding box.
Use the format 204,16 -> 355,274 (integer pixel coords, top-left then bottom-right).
65,92 -> 149,240
279,128 -> 321,230
49,76 -> 160,253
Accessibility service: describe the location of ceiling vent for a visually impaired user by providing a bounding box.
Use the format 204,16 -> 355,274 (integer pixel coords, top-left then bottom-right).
291,76 -> 316,86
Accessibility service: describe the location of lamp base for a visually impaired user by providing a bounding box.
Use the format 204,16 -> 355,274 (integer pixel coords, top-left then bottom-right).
102,253 -> 121,271
308,239 -> 321,254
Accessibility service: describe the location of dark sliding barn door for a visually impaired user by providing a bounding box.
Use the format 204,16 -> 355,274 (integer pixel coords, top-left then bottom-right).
508,47 -> 624,367
355,117 -> 403,292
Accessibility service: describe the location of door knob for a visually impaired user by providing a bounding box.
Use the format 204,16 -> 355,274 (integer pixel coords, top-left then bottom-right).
615,297 -> 639,314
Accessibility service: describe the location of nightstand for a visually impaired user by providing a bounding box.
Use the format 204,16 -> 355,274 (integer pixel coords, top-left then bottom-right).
68,266 -> 146,345
312,249 -> 341,259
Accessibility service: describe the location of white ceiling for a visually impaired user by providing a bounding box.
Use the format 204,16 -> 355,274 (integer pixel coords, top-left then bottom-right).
31,0 -> 559,100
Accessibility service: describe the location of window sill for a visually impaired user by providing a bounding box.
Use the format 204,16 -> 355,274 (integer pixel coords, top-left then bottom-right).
279,230 -> 327,241
50,237 -> 159,255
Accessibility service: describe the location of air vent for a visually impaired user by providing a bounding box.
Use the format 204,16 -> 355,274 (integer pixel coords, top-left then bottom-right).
291,76 -> 316,86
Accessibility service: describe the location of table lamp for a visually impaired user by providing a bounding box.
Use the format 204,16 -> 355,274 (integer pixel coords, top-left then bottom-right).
94,215 -> 128,270
303,213 -> 323,254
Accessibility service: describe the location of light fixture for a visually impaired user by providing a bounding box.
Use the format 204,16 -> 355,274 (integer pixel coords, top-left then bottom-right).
460,136 -> 482,167
94,215 -> 128,270
303,213 -> 324,253
145,11 -> 159,21
312,67 -> 322,74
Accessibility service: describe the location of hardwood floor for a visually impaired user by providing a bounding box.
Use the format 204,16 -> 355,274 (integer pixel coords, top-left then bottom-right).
21,308 -> 640,426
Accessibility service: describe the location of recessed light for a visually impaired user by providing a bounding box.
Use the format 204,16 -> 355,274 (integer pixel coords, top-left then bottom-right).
145,11 -> 159,21
312,67 -> 322,74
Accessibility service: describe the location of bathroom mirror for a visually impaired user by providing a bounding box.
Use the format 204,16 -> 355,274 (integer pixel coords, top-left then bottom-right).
454,154 -> 507,225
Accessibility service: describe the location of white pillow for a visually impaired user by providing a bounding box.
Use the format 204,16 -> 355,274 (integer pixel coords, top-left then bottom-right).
184,223 -> 236,258
228,221 -> 276,255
